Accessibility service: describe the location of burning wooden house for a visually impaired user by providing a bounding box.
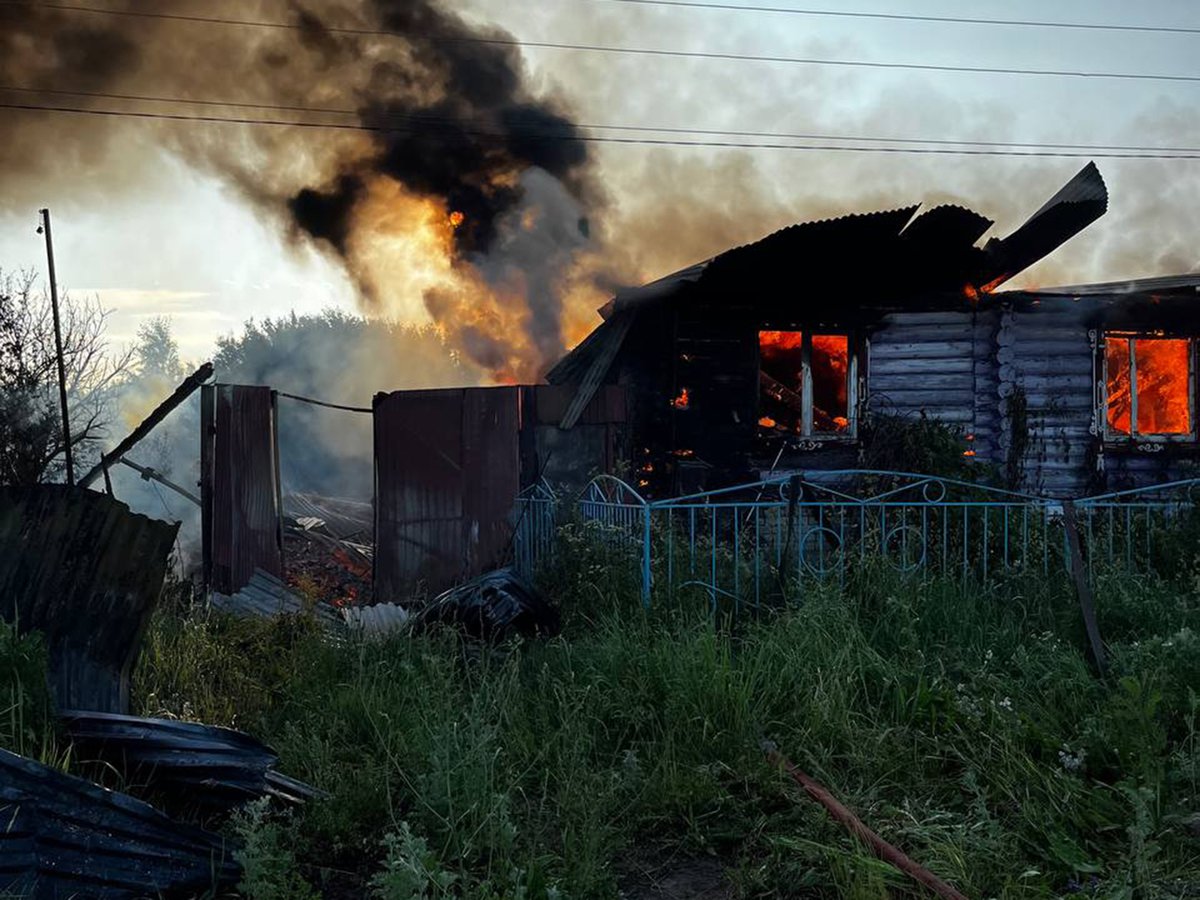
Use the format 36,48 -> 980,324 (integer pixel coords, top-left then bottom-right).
549,163 -> 1200,496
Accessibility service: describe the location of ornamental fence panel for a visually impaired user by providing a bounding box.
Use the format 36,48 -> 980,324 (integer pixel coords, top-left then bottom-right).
513,470 -> 1200,611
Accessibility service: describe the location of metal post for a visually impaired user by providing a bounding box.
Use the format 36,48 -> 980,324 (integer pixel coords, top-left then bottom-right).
39,209 -> 73,485
641,503 -> 652,606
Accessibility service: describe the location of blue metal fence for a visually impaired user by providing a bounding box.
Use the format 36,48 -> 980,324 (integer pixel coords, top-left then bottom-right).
514,470 -> 1200,609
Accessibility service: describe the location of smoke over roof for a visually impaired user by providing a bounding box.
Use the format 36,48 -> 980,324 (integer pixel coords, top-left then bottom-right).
1,0 -> 609,381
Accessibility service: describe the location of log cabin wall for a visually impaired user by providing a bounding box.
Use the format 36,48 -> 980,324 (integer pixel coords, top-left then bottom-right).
867,308 -> 1002,464
1000,296 -> 1199,496
608,288 -> 1197,498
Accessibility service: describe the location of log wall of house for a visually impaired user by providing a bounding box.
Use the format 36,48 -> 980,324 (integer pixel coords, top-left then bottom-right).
999,298 -> 1195,495
867,309 -> 1002,462
996,299 -> 1096,495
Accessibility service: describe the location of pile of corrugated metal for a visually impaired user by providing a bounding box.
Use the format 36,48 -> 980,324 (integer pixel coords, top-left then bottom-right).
61,711 -> 325,815
0,748 -> 240,899
210,566 -> 343,627
0,483 -> 329,898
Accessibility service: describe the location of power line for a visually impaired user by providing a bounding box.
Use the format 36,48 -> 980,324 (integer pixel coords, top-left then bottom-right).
5,100 -> 1200,159
592,0 -> 1200,36
4,84 -> 1200,155
7,1 -> 1200,84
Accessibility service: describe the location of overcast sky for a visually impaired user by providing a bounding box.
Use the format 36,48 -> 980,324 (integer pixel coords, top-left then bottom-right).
1,0 -> 1197,361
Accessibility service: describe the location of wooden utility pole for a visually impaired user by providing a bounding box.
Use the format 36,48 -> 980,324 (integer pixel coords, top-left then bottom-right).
38,208 -> 73,485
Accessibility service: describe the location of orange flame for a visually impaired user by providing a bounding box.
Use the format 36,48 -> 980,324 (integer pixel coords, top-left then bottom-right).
759,330 -> 803,352
963,275 -> 1007,303
448,210 -> 465,228
671,387 -> 691,410
758,416 -> 777,429
1107,337 -> 1192,436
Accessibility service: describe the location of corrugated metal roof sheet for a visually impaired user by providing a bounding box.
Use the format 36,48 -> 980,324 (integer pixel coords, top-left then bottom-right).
548,162 -> 1114,388
700,205 -> 920,284
982,162 -> 1108,285
0,748 -> 239,898
1007,272 -> 1200,297
59,711 -> 324,813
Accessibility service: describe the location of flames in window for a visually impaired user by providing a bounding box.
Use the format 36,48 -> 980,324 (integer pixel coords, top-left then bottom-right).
758,330 -> 850,435
1105,337 -> 1193,437
811,335 -> 850,432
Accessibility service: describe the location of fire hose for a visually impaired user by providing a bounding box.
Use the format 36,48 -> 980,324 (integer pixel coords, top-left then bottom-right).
761,740 -> 971,900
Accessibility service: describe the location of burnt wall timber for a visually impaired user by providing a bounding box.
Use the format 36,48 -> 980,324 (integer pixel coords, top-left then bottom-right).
0,486 -> 178,713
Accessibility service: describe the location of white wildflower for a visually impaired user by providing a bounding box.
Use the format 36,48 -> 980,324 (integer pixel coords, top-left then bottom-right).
1058,745 -> 1086,773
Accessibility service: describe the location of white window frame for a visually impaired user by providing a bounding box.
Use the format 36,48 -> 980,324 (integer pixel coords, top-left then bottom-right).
1101,332 -> 1198,444
758,330 -> 859,441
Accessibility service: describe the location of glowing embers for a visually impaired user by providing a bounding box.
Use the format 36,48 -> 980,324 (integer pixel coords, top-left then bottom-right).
671,387 -> 691,410
758,330 -> 852,437
1105,335 -> 1195,438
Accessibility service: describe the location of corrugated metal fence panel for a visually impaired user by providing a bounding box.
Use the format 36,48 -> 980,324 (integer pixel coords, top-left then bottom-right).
463,388 -> 522,577
211,385 -> 281,595
374,388 -> 467,601
0,486 -> 178,713
374,385 -> 628,602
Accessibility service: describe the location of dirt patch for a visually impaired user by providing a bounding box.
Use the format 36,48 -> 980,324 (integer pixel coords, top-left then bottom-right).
617,851 -> 734,900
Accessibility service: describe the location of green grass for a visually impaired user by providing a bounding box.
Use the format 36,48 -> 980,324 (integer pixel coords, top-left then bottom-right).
118,555 -> 1200,899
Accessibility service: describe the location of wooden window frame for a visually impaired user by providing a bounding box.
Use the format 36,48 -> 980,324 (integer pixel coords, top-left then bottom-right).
757,329 -> 862,443
1099,331 -> 1198,447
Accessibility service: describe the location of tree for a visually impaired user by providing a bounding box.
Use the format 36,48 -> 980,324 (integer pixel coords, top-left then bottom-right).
134,316 -> 183,383
0,268 -> 132,486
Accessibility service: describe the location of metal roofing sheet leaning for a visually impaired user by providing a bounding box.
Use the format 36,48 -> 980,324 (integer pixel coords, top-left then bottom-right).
982,162 -> 1108,285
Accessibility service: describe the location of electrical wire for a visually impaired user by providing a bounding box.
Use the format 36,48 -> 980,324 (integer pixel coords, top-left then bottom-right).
6,1 -> 1200,84
591,0 -> 1200,36
5,100 -> 1200,158
4,84 -> 1198,154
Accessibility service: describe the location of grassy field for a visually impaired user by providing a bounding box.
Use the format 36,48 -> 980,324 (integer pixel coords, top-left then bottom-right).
113,542 -> 1200,900
3,543 -> 1199,898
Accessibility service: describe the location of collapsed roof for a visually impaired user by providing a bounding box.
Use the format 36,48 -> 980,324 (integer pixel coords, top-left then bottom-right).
549,162 -> 1110,393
